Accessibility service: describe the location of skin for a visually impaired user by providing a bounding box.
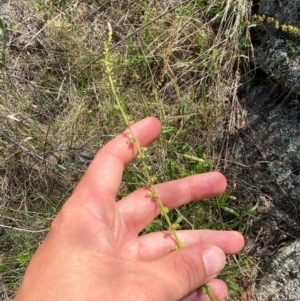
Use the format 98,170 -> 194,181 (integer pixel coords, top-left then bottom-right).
14,117 -> 244,301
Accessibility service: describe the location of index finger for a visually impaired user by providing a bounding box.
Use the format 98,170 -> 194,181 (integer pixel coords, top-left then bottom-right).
71,117 -> 161,207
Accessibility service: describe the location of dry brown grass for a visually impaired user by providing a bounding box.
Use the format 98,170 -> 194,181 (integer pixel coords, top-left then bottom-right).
0,0 -> 253,299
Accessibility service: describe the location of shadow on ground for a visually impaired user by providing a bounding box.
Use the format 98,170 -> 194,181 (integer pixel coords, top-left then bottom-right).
220,69 -> 300,299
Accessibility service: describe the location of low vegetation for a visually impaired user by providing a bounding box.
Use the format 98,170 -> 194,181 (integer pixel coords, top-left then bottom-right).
0,0 -> 254,299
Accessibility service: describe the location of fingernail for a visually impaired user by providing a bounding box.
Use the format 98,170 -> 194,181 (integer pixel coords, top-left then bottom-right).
203,246 -> 226,277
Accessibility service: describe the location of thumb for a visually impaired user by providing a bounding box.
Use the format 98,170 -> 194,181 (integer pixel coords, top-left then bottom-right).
153,244 -> 226,301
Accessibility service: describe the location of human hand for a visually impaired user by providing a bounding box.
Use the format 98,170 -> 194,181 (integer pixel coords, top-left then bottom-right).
14,117 -> 244,301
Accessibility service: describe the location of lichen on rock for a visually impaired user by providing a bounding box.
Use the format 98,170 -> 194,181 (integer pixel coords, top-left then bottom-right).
253,24 -> 300,95
255,240 -> 300,301
259,0 -> 300,27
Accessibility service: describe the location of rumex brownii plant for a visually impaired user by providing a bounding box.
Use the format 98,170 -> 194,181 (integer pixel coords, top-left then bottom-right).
102,22 -> 218,301
252,14 -> 300,37
103,23 -> 184,251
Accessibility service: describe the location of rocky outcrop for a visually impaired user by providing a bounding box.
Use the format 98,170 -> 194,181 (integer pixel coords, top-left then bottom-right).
228,71 -> 300,300
253,1 -> 300,95
255,240 -> 300,301
259,0 -> 300,26
252,11 -> 300,295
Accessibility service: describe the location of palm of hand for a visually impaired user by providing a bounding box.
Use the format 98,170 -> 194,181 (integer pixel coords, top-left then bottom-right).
15,118 -> 244,301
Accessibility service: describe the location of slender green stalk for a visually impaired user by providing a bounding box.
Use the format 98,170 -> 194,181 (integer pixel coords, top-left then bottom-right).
103,24 -> 218,300
201,284 -> 219,301
103,23 -> 184,250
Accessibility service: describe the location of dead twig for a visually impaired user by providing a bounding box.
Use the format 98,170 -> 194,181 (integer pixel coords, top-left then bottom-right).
1,132 -> 66,171
0,223 -> 49,233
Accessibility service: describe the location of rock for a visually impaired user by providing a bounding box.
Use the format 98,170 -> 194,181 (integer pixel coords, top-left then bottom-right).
253,24 -> 300,96
226,71 -> 300,301
259,0 -> 300,27
255,240 -> 300,301
252,1 -> 300,95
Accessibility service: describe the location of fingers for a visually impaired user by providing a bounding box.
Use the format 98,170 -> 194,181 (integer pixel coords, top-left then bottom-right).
118,172 -> 227,234
180,279 -> 227,301
71,117 -> 161,208
152,244 -> 226,301
138,230 -> 244,260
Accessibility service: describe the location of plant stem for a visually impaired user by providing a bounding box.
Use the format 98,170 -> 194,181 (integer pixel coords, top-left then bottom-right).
104,23 -> 218,300
103,23 -> 184,250
201,284 -> 219,301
